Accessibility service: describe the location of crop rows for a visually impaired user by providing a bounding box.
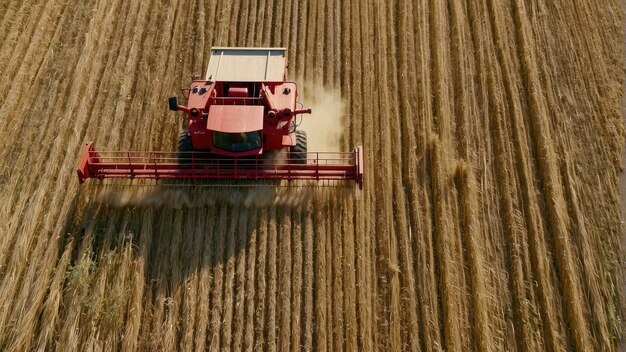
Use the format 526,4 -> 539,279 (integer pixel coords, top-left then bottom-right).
0,0 -> 623,351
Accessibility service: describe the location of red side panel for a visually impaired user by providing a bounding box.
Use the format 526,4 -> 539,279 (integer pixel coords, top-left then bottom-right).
282,133 -> 296,147
76,142 -> 96,184
186,80 -> 213,108
356,145 -> 364,190
265,82 -> 297,110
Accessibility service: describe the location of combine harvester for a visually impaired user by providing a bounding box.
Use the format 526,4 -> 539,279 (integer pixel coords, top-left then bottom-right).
77,47 -> 364,189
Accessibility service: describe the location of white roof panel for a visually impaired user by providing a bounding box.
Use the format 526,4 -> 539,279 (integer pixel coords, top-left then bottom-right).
206,47 -> 287,82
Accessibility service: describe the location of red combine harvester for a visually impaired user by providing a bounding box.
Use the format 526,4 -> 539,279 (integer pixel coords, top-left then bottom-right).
77,47 -> 364,189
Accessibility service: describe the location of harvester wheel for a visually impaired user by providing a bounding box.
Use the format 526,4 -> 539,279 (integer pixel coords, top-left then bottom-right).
290,130 -> 307,164
177,130 -> 193,168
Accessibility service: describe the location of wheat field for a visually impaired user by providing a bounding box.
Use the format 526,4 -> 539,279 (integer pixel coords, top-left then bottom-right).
0,0 -> 624,351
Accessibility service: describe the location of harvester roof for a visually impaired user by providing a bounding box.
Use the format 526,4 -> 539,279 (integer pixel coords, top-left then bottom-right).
205,47 -> 287,82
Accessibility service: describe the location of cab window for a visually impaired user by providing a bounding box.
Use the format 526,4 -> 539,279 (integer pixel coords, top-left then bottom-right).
213,131 -> 262,152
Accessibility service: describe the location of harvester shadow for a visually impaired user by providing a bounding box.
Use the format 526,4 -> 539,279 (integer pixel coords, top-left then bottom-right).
67,182 -> 350,306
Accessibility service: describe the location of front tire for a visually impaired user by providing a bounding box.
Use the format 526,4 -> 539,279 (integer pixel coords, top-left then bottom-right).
290,130 -> 307,164
178,130 -> 193,168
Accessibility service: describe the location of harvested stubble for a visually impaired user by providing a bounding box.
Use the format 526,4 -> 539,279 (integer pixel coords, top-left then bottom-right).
0,0 -> 623,351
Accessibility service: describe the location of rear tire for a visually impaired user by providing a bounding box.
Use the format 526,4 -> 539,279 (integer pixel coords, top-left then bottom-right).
178,130 -> 193,168
290,130 -> 307,164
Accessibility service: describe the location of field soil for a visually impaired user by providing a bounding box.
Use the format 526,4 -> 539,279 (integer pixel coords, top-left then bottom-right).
0,0 -> 624,351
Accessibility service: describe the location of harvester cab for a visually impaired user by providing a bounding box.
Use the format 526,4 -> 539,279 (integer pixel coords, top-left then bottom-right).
77,47 -> 364,189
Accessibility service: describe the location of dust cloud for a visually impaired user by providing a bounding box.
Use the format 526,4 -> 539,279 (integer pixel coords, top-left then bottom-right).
296,80 -> 346,151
